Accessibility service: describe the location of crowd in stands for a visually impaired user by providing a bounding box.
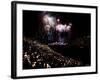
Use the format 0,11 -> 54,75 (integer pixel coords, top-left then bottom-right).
23,37 -> 82,69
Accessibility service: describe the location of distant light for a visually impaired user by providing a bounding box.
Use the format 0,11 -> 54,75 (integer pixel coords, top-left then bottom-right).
57,19 -> 60,22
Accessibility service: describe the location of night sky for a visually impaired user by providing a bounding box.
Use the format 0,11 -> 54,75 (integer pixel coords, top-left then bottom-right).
23,10 -> 90,40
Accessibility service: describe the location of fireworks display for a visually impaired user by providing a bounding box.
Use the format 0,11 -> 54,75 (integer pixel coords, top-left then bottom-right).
42,13 -> 72,44
23,11 -> 91,69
